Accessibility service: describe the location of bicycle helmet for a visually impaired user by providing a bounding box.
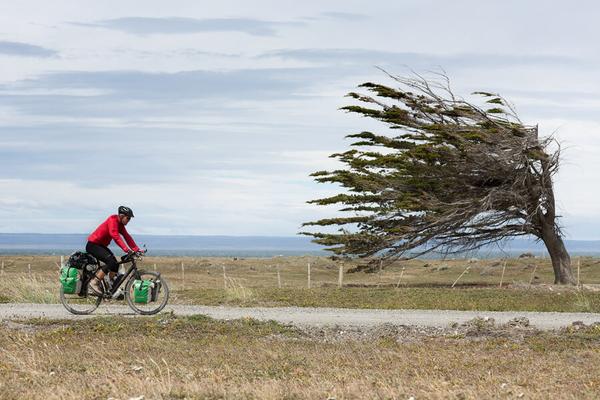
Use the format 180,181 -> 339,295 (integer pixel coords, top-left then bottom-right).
118,206 -> 134,218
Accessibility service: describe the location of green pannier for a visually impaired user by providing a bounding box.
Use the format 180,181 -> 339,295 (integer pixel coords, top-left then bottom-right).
133,279 -> 155,304
60,265 -> 80,294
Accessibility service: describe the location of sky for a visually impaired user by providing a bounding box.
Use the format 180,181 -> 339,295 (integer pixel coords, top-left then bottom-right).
0,0 -> 599,238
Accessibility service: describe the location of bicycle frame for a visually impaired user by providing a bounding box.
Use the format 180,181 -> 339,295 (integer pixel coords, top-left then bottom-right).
107,259 -> 137,296
98,254 -> 156,298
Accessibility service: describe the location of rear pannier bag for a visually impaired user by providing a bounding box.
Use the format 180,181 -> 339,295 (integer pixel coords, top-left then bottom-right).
67,251 -> 97,270
60,266 -> 80,294
133,279 -> 155,304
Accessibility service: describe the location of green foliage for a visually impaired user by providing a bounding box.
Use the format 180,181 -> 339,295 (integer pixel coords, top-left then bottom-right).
472,91 -> 496,97
304,72 -> 559,266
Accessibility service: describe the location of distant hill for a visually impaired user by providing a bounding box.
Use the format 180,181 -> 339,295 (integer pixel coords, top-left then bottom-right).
0,233 -> 324,256
0,233 -> 598,258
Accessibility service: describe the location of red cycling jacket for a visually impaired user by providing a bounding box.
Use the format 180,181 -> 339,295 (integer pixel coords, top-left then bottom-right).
88,214 -> 140,253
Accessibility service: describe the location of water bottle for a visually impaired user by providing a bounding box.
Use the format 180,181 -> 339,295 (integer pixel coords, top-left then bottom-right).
113,271 -> 125,288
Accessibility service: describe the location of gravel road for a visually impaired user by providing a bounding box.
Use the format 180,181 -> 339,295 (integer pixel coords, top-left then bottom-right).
1,303 -> 600,330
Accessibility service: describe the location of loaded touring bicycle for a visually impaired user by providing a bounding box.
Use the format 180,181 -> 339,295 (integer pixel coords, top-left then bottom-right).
59,249 -> 169,315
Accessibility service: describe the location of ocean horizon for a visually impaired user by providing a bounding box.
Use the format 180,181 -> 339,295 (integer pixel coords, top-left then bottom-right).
0,233 -> 599,258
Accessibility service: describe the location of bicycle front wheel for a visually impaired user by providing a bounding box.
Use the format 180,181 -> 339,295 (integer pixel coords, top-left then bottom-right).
59,279 -> 101,315
125,270 -> 169,315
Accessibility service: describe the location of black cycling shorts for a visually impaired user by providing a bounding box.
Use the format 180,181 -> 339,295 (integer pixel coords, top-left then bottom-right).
86,241 -> 119,274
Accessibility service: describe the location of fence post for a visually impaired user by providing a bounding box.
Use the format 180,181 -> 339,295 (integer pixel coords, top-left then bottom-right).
528,263 -> 538,289
307,263 -> 311,289
223,265 -> 227,288
153,263 -> 157,272
396,266 -> 405,289
1,261 -> 3,275
181,262 -> 185,290
60,255 -> 64,267
451,266 -> 470,288
28,263 -> 32,279
499,261 -> 507,288
277,265 -> 282,289
338,264 -> 344,288
577,257 -> 581,289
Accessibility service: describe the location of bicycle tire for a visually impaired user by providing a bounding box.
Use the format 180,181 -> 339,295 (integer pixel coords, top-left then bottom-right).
125,270 -> 169,315
59,284 -> 102,315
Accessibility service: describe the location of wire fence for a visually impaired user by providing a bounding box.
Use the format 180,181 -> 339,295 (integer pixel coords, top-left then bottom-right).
1,254 -> 597,291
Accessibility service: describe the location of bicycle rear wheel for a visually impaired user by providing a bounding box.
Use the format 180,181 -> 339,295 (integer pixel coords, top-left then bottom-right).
59,274 -> 101,315
125,270 -> 169,315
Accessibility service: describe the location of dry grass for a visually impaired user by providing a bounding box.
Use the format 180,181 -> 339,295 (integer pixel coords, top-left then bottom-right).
2,256 -> 600,398
5,254 -> 600,289
1,315 -> 600,399
179,286 -> 600,313
3,255 -> 600,312
0,274 -> 57,303
224,276 -> 255,303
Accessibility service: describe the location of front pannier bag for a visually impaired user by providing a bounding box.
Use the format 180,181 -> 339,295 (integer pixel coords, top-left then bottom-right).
133,279 -> 155,304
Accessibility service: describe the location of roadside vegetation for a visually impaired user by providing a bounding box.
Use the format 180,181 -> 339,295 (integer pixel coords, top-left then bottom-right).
2,256 -> 600,398
180,286 -> 600,313
2,255 -> 600,312
1,314 -> 600,399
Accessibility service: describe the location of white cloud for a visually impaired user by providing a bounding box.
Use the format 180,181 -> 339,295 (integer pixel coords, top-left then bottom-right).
0,176 -> 339,235
0,0 -> 599,238
0,41 -> 58,57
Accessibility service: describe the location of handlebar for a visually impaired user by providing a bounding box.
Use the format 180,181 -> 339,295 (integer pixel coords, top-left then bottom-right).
120,250 -> 146,263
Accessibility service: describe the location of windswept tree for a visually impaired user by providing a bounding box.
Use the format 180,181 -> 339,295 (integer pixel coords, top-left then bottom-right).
304,72 -> 574,284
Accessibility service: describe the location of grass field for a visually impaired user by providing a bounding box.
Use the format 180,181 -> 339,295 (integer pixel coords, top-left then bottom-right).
1,254 -> 600,312
2,255 -> 600,399
1,314 -> 600,399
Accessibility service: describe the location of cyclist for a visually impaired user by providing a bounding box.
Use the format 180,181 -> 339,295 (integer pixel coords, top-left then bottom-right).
86,206 -> 141,295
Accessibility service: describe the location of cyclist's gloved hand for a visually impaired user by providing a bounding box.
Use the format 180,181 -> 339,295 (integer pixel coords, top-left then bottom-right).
120,250 -> 134,261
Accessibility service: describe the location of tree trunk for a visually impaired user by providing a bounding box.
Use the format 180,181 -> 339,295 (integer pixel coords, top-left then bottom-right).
541,228 -> 575,285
